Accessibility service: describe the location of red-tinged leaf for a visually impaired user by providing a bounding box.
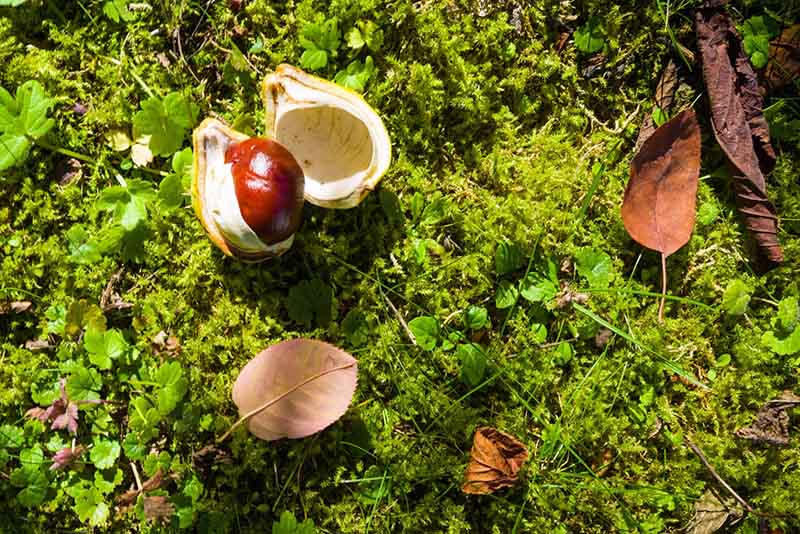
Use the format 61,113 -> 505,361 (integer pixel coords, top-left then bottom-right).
229,339 -> 358,441
50,445 -> 85,470
695,5 -> 782,267
623,109 -> 701,321
462,427 -> 528,495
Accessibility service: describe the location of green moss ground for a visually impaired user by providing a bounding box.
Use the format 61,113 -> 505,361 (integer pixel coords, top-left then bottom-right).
1,0 -> 799,532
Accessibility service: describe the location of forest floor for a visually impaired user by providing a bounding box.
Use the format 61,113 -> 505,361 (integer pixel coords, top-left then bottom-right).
1,0 -> 799,533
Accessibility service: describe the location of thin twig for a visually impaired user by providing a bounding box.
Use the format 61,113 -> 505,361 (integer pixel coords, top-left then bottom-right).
131,462 -> 143,492
383,294 -> 416,346
658,252 -> 667,323
685,437 -> 754,514
216,362 -> 357,443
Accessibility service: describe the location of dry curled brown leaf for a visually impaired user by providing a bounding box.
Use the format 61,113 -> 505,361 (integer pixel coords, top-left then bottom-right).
695,5 -> 782,267
462,427 -> 528,495
622,108 -> 701,321
734,391 -> 800,447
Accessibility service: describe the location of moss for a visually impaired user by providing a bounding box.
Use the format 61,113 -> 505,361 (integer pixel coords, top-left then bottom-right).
1,0 -> 800,532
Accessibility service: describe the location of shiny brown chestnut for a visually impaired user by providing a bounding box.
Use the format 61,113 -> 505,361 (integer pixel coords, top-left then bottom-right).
192,119 -> 304,261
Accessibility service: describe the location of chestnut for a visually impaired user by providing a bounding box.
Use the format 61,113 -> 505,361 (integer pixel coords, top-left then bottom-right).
192,119 -> 304,261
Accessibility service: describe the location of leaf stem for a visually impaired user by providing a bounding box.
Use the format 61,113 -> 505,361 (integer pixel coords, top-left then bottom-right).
216,361 -> 356,444
658,252 -> 667,323
31,138 -> 96,164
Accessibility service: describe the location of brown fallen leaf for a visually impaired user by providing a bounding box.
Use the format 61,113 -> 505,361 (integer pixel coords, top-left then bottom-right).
765,24 -> 800,92
734,390 -> 800,447
462,427 -> 528,495
683,490 -> 741,534
0,301 -> 33,314
695,5 -> 783,268
622,108 -> 701,321
635,59 -> 679,151
116,469 -> 168,507
143,495 -> 174,522
25,339 -> 53,352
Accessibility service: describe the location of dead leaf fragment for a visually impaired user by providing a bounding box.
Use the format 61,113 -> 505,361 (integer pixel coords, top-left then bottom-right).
622,108 -> 701,320
683,490 -> 741,534
735,390 -> 800,446
25,339 -> 53,352
143,495 -> 174,522
0,301 -> 32,314
462,427 -> 529,495
116,469 -> 169,507
765,24 -> 800,92
635,59 -> 679,151
695,6 -> 782,267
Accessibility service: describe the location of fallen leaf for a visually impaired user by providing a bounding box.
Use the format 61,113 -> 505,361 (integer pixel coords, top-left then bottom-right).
695,5 -> 782,267
765,24 -> 800,92
683,490 -> 740,534
635,59 -> 679,151
622,109 -> 701,321
734,390 -> 800,446
230,339 -> 358,441
143,495 -> 174,522
0,301 -> 32,314
25,339 -> 53,352
116,469 -> 168,506
462,427 -> 529,495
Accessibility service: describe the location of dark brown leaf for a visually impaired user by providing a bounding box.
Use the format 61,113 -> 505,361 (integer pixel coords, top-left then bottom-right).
735,391 -> 800,446
462,427 -> 528,495
765,24 -> 800,92
695,6 -> 782,267
624,109 -> 701,256
143,495 -> 174,522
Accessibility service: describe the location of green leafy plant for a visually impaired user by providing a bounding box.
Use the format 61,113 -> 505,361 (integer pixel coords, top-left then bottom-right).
408,315 -> 440,351
334,56 -> 376,92
273,510 -> 316,533
575,247 -> 613,289
761,296 -> 800,356
287,278 -> 335,328
722,279 -> 752,316
345,20 -> 384,52
103,0 -> 135,23
0,80 -> 55,171
740,15 -> 779,69
133,92 -> 198,157
574,17 -> 606,54
299,16 -> 341,70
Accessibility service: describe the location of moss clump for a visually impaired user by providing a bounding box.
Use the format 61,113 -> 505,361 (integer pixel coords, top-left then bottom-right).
1,0 -> 799,532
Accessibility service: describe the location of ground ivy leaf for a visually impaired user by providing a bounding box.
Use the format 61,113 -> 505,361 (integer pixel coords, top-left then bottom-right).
408,316 -> 439,351
155,361 -> 188,415
0,132 -> 30,171
457,343 -> 487,387
90,439 -> 120,470
531,323 -> 548,344
133,93 -> 197,156
0,424 -> 24,449
761,327 -> 800,356
85,328 -> 128,370
520,272 -> 558,303
66,225 -> 101,264
122,432 -> 147,461
495,280 -> 518,309
463,305 -> 489,330
67,366 -> 103,401
575,248 -> 613,288
721,280 -> 752,316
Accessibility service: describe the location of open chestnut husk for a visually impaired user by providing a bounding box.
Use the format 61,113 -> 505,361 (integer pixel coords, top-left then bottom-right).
192,119 -> 304,262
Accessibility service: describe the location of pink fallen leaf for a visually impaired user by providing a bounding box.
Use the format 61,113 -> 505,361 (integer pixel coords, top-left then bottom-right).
225,339 -> 358,441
